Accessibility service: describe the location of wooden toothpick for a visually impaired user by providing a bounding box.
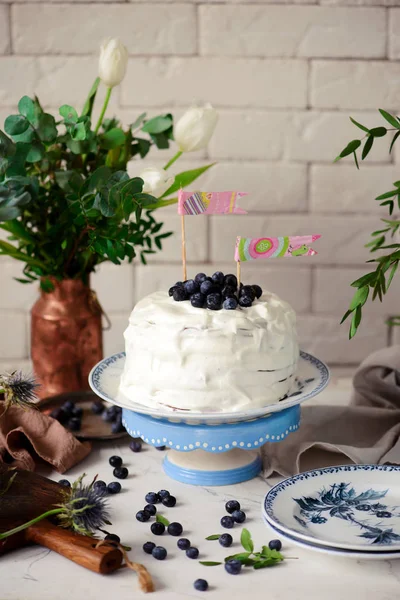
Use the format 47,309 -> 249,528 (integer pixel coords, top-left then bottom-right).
181,213 -> 187,281
237,260 -> 241,288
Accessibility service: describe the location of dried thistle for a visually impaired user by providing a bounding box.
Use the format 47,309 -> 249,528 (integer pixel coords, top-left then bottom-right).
0,371 -> 40,415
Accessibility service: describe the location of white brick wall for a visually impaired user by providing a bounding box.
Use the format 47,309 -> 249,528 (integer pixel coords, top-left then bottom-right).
0,0 -> 398,372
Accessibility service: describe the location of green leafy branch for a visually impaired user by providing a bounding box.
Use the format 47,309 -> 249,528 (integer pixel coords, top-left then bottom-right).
335,109 -> 400,338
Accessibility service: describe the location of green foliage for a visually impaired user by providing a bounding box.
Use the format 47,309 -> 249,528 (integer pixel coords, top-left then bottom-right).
335,108 -> 400,337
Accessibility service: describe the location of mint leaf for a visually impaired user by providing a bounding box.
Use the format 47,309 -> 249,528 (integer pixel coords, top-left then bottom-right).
254,558 -> 279,569
224,552 -> 251,562
199,561 -> 222,566
156,514 -> 170,526
240,528 -> 254,553
205,534 -> 221,540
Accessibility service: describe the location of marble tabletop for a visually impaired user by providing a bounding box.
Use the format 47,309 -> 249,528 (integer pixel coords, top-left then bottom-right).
1,373 -> 399,600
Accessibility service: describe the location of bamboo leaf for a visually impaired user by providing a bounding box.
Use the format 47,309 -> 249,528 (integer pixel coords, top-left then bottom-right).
390,130 -> 400,153
205,534 -> 221,540
339,139 -> 361,159
379,109 -> 400,129
387,262 -> 399,290
199,561 -> 222,566
362,136 -> 373,160
370,126 -> 387,138
349,286 -> 369,310
161,164 -> 216,198
350,117 -> 370,133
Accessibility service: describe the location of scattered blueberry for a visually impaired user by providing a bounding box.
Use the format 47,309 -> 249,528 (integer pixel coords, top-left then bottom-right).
220,516 -> 235,529
225,500 -> 240,513
232,510 -> 246,524
195,273 -> 207,284
144,504 -> 157,516
162,495 -> 176,508
136,510 -> 151,523
111,420 -> 125,434
186,547 -> 199,559
143,541 -> 156,554
194,579 -> 208,592
206,293 -> 222,311
184,279 -> 199,295
145,492 -> 160,504
191,292 -> 205,308
93,480 -> 107,494
252,284 -> 263,299
102,407 -> 115,422
151,522 -> 165,536
72,405 -> 83,418
155,446 -> 166,451
58,479 -> 71,488
105,533 -> 120,544
224,274 -> 238,288
240,285 -> 256,301
223,297 -> 237,310
268,539 -> 282,551
67,417 -> 81,431
61,400 -> 74,413
225,559 -> 242,575
177,538 -> 191,550
219,533 -> 233,548
91,400 -> 104,415
109,455 -> 123,468
173,287 -> 188,302
107,481 -> 121,494
152,546 -> 167,560
200,280 -> 215,296
212,271 -> 225,286
158,489 -> 170,500
238,295 -> 253,308
129,439 -> 142,453
113,466 -> 128,480
167,522 -> 183,536
50,407 -> 67,423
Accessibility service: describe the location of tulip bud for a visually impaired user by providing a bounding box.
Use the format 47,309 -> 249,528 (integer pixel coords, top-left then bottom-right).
98,38 -> 128,88
139,167 -> 175,198
174,104 -> 218,153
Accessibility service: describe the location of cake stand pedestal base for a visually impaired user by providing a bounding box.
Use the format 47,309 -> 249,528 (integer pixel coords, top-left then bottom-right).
122,404 -> 300,486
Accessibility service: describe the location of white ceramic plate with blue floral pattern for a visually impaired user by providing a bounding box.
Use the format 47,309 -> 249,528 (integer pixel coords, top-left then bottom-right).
262,517 -> 400,560
263,465 -> 400,552
89,350 -> 329,425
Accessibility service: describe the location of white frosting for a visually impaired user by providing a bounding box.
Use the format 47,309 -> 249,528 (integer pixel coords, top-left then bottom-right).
119,290 -> 299,413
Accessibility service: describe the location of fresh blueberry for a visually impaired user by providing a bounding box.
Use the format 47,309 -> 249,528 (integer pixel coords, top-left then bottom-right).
109,455 -> 123,468
58,479 -> 71,488
113,466 -> 128,479
173,287 -> 188,302
174,281 -> 184,288
162,495 -> 176,508
177,538 -> 191,550
212,271 -> 225,286
168,286 -> 178,297
206,293 -> 222,311
186,547 -> 199,559
152,546 -> 167,560
184,279 -> 200,295
158,489 -> 170,500
232,510 -> 246,524
143,541 -> 156,554
190,292 -> 206,309
68,417 -> 81,431
105,533 -> 120,544
50,407 -> 67,423
220,516 -> 234,529
61,400 -> 74,414
111,420 -> 125,434
144,504 -> 157,516
93,480 -> 107,494
238,295 -> 253,308
72,405 -> 83,418
224,274 -> 238,288
268,539 -> 282,551
225,500 -> 241,514
225,559 -> 242,575
145,492 -> 160,504
129,439 -> 142,453
223,297 -> 237,310
252,284 -> 263,299
136,510 -> 151,523
91,400 -> 104,415
151,522 -> 165,536
195,273 -> 207,284
167,522 -> 183,536
200,280 -> 215,296
107,481 -> 122,494
240,285 -> 256,301
155,446 -> 166,451
219,533 -> 233,548
194,579 -> 208,592
222,285 -> 237,299
102,407 -> 115,422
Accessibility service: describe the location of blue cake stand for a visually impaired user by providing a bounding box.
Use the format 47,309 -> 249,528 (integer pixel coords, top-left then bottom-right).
89,351 -> 329,486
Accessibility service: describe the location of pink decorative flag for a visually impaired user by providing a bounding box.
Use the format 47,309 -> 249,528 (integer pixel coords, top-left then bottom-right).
178,190 -> 247,216
235,235 -> 321,262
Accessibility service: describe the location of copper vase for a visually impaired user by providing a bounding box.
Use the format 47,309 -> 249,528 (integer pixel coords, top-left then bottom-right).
31,278 -> 103,399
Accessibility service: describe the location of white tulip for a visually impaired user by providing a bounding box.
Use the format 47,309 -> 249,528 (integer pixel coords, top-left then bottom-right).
139,167 -> 175,198
174,104 -> 218,153
98,38 -> 128,88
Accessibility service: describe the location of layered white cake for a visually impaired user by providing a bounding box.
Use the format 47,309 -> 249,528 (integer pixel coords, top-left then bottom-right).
118,290 -> 299,413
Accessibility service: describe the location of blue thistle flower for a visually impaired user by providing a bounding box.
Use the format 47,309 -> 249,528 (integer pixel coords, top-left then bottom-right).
57,474 -> 111,535
0,371 -> 39,414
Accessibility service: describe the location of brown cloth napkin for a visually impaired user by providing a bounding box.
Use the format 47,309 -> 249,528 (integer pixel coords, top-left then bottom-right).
262,346 -> 400,478
0,404 -> 91,473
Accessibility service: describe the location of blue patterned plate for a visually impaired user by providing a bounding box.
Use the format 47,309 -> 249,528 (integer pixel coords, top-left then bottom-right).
263,465 -> 400,552
262,517 -> 400,560
89,350 -> 329,425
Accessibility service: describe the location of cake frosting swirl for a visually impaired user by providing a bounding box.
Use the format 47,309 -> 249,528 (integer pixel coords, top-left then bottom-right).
118,290 -> 299,413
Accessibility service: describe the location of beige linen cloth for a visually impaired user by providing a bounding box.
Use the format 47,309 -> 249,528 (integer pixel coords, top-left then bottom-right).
262,346 -> 400,478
